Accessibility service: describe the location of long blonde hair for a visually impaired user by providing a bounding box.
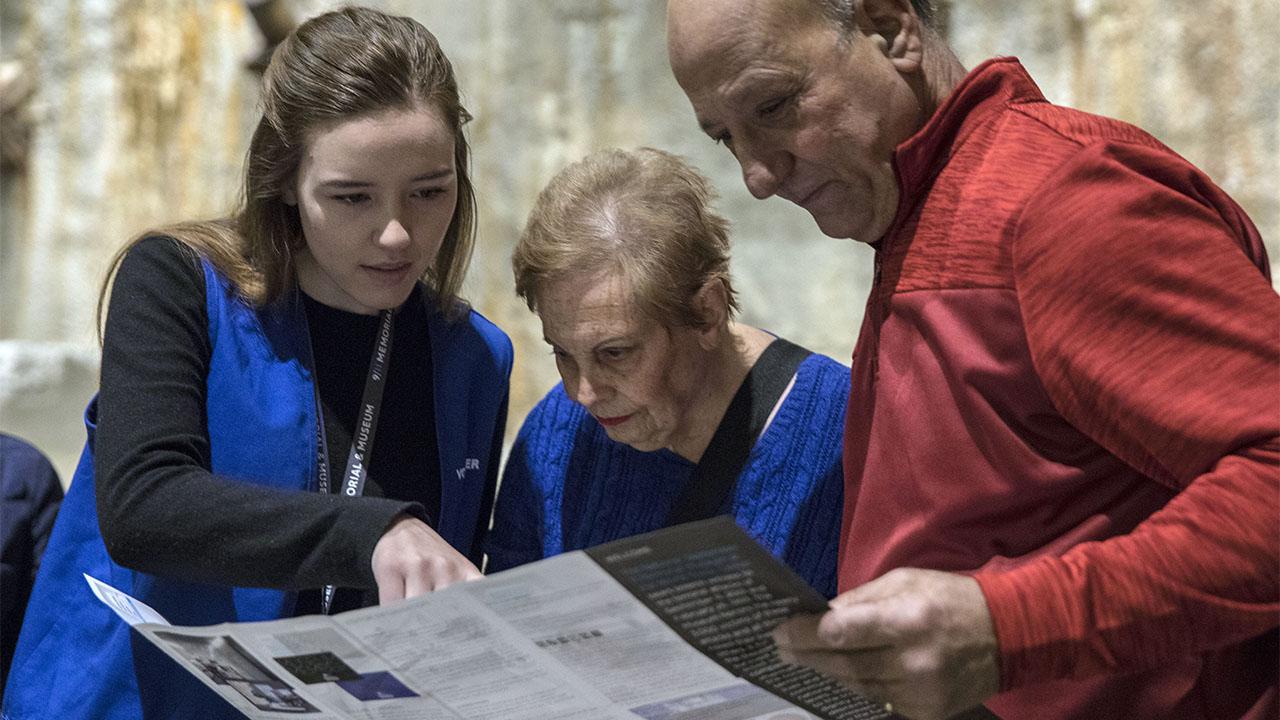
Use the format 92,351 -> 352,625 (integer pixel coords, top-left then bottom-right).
97,6 -> 478,339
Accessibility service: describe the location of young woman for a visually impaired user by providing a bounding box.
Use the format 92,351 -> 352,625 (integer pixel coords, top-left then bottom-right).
4,8 -> 510,719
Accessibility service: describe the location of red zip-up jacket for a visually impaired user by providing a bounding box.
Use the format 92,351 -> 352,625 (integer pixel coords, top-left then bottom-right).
840,57 -> 1278,719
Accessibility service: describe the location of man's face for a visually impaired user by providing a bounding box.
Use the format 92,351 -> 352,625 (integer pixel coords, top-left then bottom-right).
668,0 -> 922,243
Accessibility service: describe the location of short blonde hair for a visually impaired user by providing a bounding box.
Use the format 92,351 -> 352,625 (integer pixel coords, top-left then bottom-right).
513,147 -> 739,327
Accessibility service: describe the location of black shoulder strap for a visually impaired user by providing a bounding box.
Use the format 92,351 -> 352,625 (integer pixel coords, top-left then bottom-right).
668,337 -> 812,525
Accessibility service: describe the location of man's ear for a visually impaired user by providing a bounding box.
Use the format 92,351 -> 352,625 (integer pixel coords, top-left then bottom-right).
691,279 -> 730,349
857,0 -> 924,74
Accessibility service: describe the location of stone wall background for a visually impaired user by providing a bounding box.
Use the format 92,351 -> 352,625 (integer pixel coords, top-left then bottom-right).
1,0 -> 1276,483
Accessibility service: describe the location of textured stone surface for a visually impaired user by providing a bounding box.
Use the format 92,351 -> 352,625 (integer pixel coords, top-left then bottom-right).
1,0 -> 1275,478
4,0 -> 258,342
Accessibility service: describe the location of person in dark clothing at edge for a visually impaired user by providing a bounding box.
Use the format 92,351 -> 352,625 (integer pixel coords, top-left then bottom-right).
666,0 -> 1278,718
4,7 -> 511,719
0,433 -> 63,700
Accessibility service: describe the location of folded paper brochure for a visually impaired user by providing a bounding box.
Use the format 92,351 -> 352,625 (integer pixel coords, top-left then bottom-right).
89,517 -> 889,720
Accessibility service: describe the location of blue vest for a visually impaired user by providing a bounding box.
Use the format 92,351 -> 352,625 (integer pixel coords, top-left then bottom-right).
3,263 -> 512,719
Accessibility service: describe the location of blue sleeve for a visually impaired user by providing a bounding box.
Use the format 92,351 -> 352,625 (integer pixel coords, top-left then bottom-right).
774,355 -> 848,600
806,459 -> 843,600
484,425 -> 548,573
485,385 -> 585,573
808,357 -> 849,600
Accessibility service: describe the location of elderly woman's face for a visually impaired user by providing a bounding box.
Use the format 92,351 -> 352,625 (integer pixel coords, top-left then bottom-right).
538,271 -> 705,453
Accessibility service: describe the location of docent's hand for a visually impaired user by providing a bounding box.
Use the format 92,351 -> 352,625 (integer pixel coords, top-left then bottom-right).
773,568 -> 1000,720
371,514 -> 482,604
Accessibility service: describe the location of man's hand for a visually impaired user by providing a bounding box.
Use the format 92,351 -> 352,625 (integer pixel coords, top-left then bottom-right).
370,514 -> 482,604
773,568 -> 1000,720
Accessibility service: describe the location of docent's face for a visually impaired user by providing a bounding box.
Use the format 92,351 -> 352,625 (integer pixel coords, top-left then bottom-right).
538,271 -> 709,454
287,104 -> 458,314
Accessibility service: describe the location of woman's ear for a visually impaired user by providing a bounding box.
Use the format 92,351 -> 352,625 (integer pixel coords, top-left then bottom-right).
691,279 -> 730,349
282,185 -> 298,206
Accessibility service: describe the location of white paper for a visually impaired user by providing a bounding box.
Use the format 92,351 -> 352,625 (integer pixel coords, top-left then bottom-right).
466,553 -> 736,708
82,520 -> 869,719
83,573 -> 171,626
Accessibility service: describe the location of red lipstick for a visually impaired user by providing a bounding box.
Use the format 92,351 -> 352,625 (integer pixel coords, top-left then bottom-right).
595,413 -> 633,428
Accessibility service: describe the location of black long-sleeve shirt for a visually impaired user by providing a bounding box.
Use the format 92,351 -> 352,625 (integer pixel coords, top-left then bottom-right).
95,236 -> 441,612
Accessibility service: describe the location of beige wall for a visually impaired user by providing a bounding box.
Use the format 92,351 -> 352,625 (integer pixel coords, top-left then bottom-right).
2,0 -> 1276,482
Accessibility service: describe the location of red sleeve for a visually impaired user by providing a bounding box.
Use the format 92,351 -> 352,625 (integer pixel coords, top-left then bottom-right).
974,141 -> 1280,689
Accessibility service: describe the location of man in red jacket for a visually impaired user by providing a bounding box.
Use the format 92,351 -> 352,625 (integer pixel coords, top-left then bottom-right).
666,0 -> 1279,718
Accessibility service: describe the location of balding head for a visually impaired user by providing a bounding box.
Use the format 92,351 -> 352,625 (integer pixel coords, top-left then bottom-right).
667,0 -> 825,77
667,0 -> 933,64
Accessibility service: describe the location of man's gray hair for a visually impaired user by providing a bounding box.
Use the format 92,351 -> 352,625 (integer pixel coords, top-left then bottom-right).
817,0 -> 935,29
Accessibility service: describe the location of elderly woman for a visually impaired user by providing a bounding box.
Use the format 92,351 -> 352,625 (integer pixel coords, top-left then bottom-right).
487,148 -> 847,597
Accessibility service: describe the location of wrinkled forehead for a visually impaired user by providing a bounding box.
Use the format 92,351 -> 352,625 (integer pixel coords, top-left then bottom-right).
537,271 -> 650,343
538,270 -> 632,321
667,0 -> 768,83
667,0 -> 827,101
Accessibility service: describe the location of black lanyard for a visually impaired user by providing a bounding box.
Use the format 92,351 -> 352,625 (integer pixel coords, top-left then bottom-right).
311,309 -> 395,614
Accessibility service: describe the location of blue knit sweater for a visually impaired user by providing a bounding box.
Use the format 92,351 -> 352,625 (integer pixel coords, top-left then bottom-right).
487,352 -> 849,598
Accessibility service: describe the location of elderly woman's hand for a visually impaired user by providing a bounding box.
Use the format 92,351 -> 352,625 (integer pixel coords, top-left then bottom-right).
371,514 -> 482,604
773,568 -> 1000,720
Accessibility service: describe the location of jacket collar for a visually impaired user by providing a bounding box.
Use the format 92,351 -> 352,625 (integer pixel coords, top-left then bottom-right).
884,57 -> 1046,242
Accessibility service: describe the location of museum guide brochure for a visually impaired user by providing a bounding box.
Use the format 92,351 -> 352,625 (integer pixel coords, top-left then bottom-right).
88,517 -> 888,720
